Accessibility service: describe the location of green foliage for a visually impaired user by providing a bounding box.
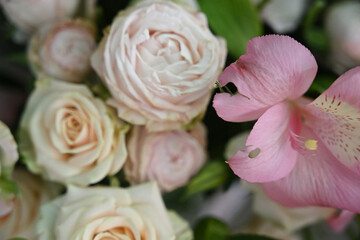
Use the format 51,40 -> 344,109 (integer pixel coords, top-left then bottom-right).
302,0 -> 330,53
0,177 -> 19,196
228,234 -> 278,240
194,217 -> 229,240
194,217 -> 279,240
309,75 -> 334,95
183,160 -> 231,199
198,0 -> 263,59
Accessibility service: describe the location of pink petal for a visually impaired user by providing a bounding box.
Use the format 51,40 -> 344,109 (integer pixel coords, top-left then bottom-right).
213,35 -> 317,122
327,210 -> 355,232
228,102 -> 301,182
262,127 -> 360,213
305,67 -> 360,176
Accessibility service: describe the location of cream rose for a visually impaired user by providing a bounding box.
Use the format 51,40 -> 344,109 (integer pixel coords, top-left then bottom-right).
19,77 -> 129,186
0,121 -> 18,178
252,0 -> 307,33
91,0 -> 226,131
325,2 -> 360,74
124,123 -> 206,192
0,0 -> 80,33
0,168 -> 60,240
37,182 -> 193,240
28,19 -> 97,82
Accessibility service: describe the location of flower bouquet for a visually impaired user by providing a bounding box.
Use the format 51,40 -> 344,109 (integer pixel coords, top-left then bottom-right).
0,0 -> 360,239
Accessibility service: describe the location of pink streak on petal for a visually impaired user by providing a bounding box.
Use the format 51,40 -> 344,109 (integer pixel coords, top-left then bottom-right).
305,67 -> 360,176
214,35 -> 317,123
323,66 -> 360,109
262,127 -> 360,213
228,102 -> 301,182
213,93 -> 268,122
327,210 -> 355,233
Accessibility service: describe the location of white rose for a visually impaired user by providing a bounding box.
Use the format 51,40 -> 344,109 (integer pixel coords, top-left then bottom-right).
252,0 -> 307,33
0,168 -> 60,240
124,123 -> 207,192
28,19 -> 97,82
325,1 -> 360,74
19,77 -> 129,186
91,0 -> 226,131
37,182 -> 193,240
243,182 -> 335,233
0,121 -> 18,177
0,0 -> 80,33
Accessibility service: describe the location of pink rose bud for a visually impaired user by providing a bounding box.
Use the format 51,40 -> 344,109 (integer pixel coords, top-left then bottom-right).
124,123 -> 207,192
0,0 -> 80,33
28,19 -> 97,82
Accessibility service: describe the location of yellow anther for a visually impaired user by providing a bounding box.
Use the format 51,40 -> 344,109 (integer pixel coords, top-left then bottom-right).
305,139 -> 318,150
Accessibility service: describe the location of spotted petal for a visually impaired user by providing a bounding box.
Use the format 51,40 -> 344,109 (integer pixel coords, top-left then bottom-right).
305,67 -> 360,176
262,127 -> 360,213
213,35 -> 317,122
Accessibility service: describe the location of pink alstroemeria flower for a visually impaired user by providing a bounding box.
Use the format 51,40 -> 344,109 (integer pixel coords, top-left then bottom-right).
213,35 -> 360,213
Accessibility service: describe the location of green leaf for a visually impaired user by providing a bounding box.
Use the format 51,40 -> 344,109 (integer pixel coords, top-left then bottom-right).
198,0 -> 263,59
9,238 -> 28,240
0,177 -> 19,196
302,0 -> 330,52
309,75 -> 334,94
228,234 -> 279,240
183,160 -> 231,199
194,217 -> 229,240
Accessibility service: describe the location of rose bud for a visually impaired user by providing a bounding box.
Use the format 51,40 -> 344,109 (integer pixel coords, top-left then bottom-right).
19,77 -> 129,186
28,19 -> 97,82
0,0 -> 80,33
91,0 -> 226,131
124,123 -> 207,192
0,168 -> 60,240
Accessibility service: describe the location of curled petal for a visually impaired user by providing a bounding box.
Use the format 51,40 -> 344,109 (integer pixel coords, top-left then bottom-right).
228,102 -> 301,182
327,210 -> 355,233
214,35 -> 317,122
262,127 -> 360,213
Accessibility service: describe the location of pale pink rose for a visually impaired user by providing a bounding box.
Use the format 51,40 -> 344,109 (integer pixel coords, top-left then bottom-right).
28,19 -> 97,82
124,123 -> 207,192
0,121 -> 18,178
0,0 -> 80,33
19,77 -> 129,186
37,182 -> 192,240
0,168 -> 60,240
91,0 -> 226,131
325,2 -> 360,74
